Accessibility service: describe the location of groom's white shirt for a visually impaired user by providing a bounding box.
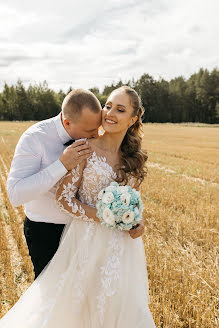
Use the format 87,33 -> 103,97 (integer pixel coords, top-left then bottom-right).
7,112 -> 72,224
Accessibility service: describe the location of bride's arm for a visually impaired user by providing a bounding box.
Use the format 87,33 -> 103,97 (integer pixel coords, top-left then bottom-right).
128,179 -> 145,239
55,161 -> 100,223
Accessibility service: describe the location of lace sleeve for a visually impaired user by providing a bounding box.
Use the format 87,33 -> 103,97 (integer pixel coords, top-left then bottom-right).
55,162 -> 97,223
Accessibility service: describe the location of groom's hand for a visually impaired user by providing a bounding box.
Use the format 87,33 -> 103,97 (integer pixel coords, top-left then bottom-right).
128,221 -> 145,239
60,140 -> 93,171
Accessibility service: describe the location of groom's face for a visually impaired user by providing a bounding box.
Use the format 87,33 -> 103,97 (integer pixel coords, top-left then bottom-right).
64,107 -> 102,140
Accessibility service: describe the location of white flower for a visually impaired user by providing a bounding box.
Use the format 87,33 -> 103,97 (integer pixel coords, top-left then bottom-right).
122,210 -> 135,224
103,208 -> 115,225
120,192 -> 131,206
118,186 -> 129,193
102,192 -> 114,204
97,189 -> 105,200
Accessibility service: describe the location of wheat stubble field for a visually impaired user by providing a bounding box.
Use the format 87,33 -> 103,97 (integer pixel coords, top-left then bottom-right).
0,121 -> 218,327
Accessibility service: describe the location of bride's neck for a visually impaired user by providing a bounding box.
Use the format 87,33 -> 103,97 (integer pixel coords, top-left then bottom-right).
96,131 -> 125,153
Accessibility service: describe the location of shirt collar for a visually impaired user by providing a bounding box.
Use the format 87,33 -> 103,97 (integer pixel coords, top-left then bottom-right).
54,112 -> 72,144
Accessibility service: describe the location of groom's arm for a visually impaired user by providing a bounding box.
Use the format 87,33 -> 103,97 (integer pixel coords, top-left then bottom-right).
7,132 -> 68,207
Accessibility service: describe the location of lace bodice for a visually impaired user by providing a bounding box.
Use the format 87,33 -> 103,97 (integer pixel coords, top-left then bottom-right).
78,152 -> 117,207
56,151 -> 137,223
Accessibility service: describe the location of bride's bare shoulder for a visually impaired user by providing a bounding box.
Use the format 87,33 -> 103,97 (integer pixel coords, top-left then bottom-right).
87,137 -> 102,152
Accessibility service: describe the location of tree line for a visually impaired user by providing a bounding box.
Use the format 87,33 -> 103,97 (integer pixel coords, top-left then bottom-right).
0,68 -> 218,123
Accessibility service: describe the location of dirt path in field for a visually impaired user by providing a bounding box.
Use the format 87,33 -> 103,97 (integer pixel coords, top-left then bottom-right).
148,162 -> 219,187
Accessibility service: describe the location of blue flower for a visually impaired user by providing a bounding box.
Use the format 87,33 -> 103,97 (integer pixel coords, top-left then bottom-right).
96,182 -> 144,231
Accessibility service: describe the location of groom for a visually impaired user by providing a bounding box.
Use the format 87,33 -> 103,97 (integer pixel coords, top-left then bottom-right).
7,88 -> 145,279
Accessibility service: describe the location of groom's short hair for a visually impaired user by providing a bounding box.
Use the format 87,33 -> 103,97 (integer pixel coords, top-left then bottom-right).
62,89 -> 101,121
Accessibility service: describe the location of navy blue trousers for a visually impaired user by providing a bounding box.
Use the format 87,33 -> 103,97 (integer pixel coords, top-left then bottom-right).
23,217 -> 65,279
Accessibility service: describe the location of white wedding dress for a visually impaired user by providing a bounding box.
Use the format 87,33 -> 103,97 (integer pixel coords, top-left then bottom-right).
0,151 -> 156,328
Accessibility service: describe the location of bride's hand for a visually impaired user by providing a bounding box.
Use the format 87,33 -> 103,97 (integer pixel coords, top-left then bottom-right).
128,221 -> 145,239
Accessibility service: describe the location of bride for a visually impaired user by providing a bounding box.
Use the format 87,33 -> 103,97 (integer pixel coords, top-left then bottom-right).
0,86 -> 156,327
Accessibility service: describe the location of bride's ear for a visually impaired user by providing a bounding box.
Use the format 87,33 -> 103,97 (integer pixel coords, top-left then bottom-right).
128,116 -> 138,128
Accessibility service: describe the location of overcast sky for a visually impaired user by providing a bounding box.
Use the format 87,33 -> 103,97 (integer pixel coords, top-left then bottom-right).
0,0 -> 218,92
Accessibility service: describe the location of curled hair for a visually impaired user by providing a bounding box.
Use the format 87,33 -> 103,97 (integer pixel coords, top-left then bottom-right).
114,86 -> 148,186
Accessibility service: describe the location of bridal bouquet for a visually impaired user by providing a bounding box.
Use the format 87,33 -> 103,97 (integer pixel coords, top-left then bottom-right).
96,182 -> 143,231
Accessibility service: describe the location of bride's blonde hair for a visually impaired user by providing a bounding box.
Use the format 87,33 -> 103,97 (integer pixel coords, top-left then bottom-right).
113,86 -> 148,186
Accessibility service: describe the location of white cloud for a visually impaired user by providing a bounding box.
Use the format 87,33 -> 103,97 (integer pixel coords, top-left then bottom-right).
0,0 -> 218,92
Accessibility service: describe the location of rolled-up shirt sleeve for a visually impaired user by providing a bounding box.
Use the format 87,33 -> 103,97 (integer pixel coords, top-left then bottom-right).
7,132 -> 68,207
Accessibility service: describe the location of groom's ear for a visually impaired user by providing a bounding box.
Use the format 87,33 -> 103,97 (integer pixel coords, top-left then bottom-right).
62,116 -> 72,129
